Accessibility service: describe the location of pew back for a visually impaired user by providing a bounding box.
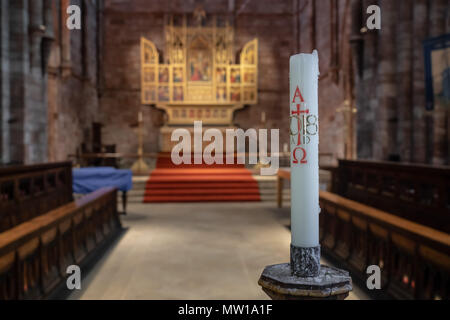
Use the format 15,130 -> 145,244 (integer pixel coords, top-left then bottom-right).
0,162 -> 73,232
0,187 -> 120,300
333,160 -> 450,233
320,190 -> 450,300
277,169 -> 450,299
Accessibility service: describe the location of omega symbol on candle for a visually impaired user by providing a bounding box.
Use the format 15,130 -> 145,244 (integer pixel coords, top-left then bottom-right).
290,85 -> 318,165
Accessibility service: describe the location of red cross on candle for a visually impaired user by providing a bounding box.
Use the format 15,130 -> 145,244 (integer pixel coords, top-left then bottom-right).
291,86 -> 309,146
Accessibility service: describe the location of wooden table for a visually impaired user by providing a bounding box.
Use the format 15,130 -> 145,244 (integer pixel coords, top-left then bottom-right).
277,168 -> 290,208
72,167 -> 133,215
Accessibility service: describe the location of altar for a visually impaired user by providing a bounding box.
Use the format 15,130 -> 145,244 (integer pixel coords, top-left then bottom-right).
157,103 -> 244,152
140,11 -> 258,152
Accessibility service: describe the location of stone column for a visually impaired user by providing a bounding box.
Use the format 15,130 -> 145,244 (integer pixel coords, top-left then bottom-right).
310,0 -> 316,50
374,0 -> 398,161
8,0 -> 29,164
28,0 -> 44,72
61,0 -> 71,77
0,0 -> 10,164
343,0 -> 356,159
430,0 -> 448,165
396,0 -> 413,162
411,0 -> 429,163
43,0 -> 55,161
46,0 -> 59,162
26,0 -> 48,164
354,0 -> 378,160
43,0 -> 54,69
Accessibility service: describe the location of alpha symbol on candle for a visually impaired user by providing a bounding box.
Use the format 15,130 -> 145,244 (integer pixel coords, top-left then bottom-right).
292,86 -> 305,103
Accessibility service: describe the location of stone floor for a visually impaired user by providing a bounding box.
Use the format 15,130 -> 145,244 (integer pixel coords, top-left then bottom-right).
68,202 -> 370,300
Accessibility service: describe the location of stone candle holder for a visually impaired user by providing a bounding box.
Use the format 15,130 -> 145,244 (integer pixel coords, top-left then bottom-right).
258,245 -> 353,300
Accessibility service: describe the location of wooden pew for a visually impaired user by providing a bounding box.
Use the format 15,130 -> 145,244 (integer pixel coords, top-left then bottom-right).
333,160 -> 450,233
320,191 -> 450,300
0,162 -> 73,232
0,187 -> 121,300
277,169 -> 450,299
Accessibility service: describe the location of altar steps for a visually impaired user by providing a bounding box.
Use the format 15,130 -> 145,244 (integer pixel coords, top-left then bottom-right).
145,182 -> 257,189
142,153 -> 261,203
142,195 -> 261,203
117,175 -> 289,205
143,171 -> 261,203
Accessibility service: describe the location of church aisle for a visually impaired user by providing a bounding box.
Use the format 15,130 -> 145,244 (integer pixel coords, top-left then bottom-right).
67,202 -> 369,300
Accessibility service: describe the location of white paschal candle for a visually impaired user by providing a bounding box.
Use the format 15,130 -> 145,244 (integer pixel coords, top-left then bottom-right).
289,51 -> 320,248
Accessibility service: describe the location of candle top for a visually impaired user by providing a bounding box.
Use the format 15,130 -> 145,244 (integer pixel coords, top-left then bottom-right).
290,50 -> 320,77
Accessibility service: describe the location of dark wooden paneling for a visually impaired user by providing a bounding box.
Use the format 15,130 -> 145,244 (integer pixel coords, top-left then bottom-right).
0,162 -> 73,232
333,160 -> 450,233
0,187 -> 120,300
278,168 -> 450,300
320,191 -> 450,300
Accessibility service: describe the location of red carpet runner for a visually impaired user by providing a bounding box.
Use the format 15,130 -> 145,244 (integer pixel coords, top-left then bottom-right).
143,153 -> 261,203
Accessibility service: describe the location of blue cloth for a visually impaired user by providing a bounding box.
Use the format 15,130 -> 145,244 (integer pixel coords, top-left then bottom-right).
72,167 -> 133,194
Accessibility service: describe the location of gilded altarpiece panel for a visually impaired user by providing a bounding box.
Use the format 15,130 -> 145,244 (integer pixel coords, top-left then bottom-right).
140,14 -> 258,151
